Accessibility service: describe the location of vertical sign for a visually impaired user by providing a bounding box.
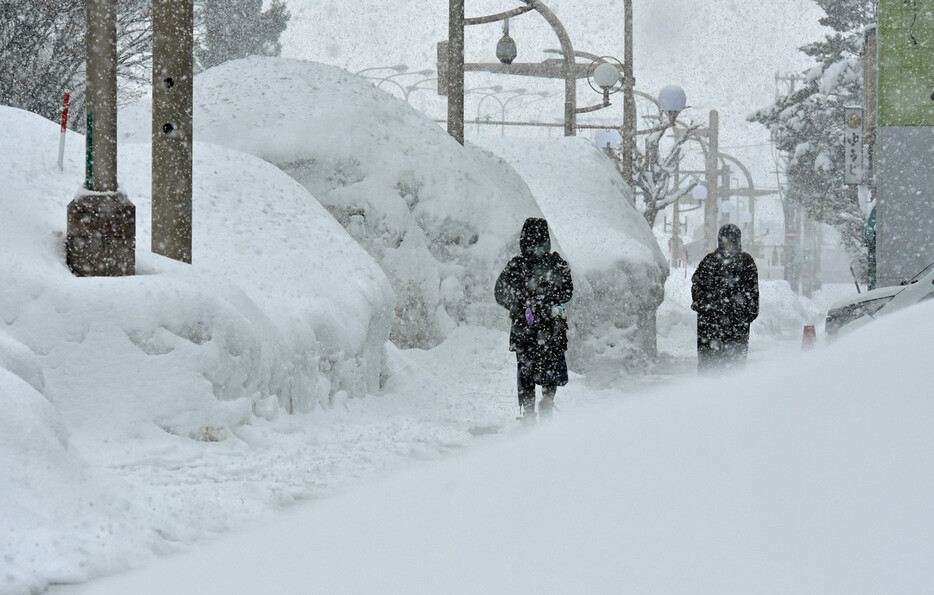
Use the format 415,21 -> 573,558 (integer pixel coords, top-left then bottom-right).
844,106 -> 864,184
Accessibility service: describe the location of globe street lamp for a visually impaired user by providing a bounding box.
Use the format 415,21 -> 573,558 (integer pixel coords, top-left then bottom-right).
658,85 -> 687,124
593,62 -> 621,103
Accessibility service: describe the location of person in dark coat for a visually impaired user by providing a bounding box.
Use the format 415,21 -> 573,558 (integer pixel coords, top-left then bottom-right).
691,224 -> 759,373
495,218 -> 573,421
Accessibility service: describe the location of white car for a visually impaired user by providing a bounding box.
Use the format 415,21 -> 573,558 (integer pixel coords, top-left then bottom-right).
825,261 -> 934,337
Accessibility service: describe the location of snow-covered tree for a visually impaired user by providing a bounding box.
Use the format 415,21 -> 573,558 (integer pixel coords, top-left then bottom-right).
632,124 -> 700,228
0,1 -> 83,123
749,0 -> 874,258
0,0 -> 289,125
0,0 -> 151,126
195,0 -> 289,71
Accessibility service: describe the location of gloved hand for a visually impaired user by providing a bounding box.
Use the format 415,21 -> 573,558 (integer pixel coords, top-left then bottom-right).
525,308 -> 534,325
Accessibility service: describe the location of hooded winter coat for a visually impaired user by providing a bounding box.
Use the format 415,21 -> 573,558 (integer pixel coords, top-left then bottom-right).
495,218 -> 573,364
691,224 -> 759,371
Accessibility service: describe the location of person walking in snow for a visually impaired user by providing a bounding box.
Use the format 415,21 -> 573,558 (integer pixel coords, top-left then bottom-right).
691,223 -> 759,374
495,218 -> 573,421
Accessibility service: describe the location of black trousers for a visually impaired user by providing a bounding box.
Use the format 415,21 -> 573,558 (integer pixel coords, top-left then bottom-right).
697,318 -> 750,374
516,351 -> 566,412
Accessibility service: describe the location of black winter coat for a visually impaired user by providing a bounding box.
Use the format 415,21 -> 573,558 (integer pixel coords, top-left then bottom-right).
691,244 -> 759,347
495,219 -> 573,356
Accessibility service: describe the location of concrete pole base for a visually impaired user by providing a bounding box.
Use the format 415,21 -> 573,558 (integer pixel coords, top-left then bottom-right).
66,189 -> 136,276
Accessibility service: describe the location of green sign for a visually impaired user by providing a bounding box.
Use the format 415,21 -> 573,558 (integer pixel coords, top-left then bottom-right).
878,0 -> 934,126
85,112 -> 93,190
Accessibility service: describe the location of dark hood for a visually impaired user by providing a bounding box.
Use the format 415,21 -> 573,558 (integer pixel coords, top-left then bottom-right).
520,217 -> 551,258
718,223 -> 742,253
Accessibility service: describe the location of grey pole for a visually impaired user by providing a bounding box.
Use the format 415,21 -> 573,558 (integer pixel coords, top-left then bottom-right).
447,0 -> 465,144
704,109 -> 720,253
671,152 -> 681,265
152,0 -> 194,263
522,0 -> 576,135
621,0 -> 635,184
85,0 -> 117,192
66,0 -> 135,277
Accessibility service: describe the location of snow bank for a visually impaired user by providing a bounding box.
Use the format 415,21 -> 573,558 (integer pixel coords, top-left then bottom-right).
479,136 -> 669,372
120,57 -> 542,348
0,104 -> 395,591
1,105 -> 392,415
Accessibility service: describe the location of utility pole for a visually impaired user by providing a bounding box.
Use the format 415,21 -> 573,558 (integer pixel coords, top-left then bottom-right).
152,0 -> 194,262
704,110 -> 719,252
621,0 -> 636,185
66,0 -> 135,277
447,0 -> 465,145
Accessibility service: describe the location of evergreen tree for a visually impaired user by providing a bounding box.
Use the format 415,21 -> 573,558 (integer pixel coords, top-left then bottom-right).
196,0 -> 289,71
749,0 -> 874,259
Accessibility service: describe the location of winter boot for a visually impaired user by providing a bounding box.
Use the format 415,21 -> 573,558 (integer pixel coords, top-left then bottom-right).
538,395 -> 554,419
519,402 -> 537,425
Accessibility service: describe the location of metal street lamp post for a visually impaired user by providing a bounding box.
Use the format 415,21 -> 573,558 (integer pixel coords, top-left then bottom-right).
355,64 -> 409,76
703,109 -> 719,253
621,0 -> 636,186
445,0 -> 610,144
474,90 -> 506,133
447,0 -> 466,143
404,78 -> 440,103
372,69 -> 434,90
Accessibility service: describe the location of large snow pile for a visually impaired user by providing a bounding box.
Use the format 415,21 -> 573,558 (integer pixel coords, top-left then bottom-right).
120,57 -> 544,349
479,136 -> 668,372
0,104 -> 400,404
0,103 -> 396,590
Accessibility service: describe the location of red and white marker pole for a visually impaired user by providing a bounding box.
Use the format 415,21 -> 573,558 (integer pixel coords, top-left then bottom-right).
57,91 -> 70,171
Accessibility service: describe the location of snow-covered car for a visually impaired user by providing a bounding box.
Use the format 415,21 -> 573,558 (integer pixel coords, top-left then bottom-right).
825,261 -> 934,336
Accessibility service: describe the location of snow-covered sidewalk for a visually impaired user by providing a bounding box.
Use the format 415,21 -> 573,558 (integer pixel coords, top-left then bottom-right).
40,324 -> 688,594
52,300 -> 934,594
